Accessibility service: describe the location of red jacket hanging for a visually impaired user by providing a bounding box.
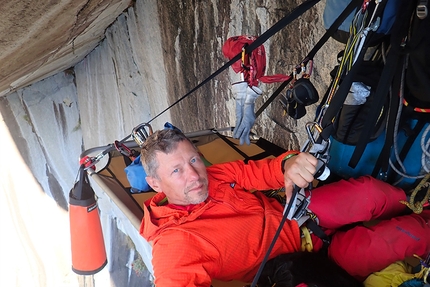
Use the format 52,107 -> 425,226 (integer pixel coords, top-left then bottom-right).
222,35 -> 291,86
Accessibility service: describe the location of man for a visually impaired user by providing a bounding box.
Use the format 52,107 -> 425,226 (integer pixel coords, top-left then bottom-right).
139,129 -> 430,287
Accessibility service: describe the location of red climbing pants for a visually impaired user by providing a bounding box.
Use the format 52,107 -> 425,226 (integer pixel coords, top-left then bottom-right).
308,176 -> 430,280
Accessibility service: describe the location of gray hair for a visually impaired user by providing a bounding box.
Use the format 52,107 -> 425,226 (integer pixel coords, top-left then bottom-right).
140,129 -> 195,178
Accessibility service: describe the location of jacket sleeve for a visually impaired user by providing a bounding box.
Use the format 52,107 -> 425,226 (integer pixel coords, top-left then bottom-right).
151,230 -> 219,287
207,151 -> 298,191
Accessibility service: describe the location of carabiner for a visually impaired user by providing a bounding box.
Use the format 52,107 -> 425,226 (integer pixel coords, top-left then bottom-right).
132,123 -> 153,147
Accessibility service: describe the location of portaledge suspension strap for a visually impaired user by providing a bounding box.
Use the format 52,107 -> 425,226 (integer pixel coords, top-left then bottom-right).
147,0 -> 322,125
249,1 -> 362,285
250,186 -> 301,287
256,0 -> 362,118
79,0 -> 323,169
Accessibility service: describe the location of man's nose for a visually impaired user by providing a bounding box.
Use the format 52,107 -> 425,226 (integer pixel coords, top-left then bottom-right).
186,164 -> 199,180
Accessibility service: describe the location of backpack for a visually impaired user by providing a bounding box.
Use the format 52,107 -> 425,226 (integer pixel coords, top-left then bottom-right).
319,0 -> 430,190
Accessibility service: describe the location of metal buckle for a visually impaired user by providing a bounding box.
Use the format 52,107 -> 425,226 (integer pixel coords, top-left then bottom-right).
417,0 -> 428,20
285,188 -> 310,221
131,123 -> 153,147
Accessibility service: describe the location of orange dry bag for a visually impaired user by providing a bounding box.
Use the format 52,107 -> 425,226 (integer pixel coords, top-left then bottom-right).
69,165 -> 107,275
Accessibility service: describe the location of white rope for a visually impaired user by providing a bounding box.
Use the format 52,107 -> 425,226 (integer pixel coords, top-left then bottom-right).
420,125 -> 430,173
390,56 -> 409,182
389,55 -> 430,183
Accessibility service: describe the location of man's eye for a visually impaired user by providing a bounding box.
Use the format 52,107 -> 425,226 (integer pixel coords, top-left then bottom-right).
172,168 -> 179,173
190,158 -> 196,164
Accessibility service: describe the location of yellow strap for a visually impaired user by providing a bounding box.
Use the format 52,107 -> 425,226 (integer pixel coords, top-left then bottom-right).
300,226 -> 313,252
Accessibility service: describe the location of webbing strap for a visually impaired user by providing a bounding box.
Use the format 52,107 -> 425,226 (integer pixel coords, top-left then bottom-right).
249,186 -> 299,287
372,59 -> 403,178
242,0 -> 321,59
75,165 -> 86,199
349,0 -> 415,168
256,0 -> 362,118
349,55 -> 400,168
78,0 -> 328,175
250,2 -> 363,286
306,218 -> 331,249
321,43 -> 369,129
213,130 -> 250,161
148,0 -> 321,125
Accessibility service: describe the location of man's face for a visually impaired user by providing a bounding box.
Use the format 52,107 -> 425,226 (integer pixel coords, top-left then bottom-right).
147,140 -> 209,205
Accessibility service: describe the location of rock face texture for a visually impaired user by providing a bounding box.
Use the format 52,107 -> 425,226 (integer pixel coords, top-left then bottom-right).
155,0 -> 341,150
0,0 -> 343,286
0,0 -> 132,97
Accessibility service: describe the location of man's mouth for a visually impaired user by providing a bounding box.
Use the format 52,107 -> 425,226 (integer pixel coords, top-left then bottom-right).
188,183 -> 203,193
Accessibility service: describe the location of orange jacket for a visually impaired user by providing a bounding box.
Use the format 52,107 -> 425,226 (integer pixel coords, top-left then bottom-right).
140,151 -> 301,286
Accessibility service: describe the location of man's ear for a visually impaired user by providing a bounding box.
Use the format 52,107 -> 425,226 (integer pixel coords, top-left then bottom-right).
146,176 -> 161,192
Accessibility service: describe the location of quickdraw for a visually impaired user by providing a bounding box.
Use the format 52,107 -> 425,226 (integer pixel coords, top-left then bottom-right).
78,122 -> 153,171
114,140 -> 139,160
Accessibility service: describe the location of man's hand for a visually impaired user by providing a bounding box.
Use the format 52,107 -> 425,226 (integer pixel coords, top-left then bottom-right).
283,152 -> 317,203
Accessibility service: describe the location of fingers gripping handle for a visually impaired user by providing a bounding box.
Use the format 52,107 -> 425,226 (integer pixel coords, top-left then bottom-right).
314,158 -> 330,181
308,141 -> 331,181
286,139 -> 331,221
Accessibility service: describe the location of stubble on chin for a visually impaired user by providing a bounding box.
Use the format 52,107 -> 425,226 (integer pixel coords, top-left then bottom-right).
185,180 -> 209,204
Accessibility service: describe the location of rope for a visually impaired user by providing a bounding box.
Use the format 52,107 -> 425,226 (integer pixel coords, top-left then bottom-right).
399,173 -> 430,214
249,186 -> 300,287
314,3 -> 367,125
389,56 -> 430,182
